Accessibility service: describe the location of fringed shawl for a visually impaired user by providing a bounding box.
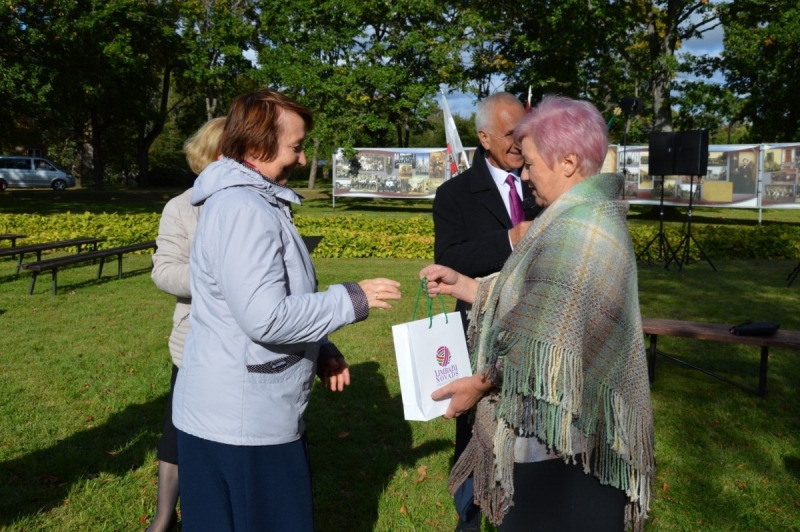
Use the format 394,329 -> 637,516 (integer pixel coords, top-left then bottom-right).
449,173 -> 655,531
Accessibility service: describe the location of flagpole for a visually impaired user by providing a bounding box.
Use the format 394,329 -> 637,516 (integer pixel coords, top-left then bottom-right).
441,90 -> 470,179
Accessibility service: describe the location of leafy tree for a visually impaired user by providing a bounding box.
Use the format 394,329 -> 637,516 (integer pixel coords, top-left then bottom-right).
673,73 -> 746,144
720,0 -> 800,142
354,0 -> 471,148
256,0 -> 470,188
1,0 -> 187,188
461,0 -> 720,136
256,0 -> 377,188
176,0 -> 258,122
409,105 -> 478,149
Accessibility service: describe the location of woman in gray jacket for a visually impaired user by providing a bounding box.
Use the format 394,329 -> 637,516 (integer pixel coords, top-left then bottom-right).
149,117 -> 225,532
172,89 -> 401,531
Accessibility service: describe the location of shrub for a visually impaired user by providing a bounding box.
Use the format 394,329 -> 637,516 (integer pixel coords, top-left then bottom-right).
3,212 -> 800,261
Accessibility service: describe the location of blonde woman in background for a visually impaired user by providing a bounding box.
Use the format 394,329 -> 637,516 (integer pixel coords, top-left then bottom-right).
147,117 -> 225,532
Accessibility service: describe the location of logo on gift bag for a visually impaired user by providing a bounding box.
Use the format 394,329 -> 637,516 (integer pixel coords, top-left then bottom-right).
434,345 -> 459,383
436,345 -> 451,367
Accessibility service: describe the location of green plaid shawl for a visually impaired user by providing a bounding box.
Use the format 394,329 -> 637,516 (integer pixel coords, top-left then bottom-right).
451,173 -> 655,531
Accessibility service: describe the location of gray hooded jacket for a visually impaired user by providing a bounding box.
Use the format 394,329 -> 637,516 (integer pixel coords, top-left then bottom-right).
173,158 -> 367,446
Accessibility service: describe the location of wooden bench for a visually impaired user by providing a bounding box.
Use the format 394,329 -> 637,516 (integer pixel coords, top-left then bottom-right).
0,233 -> 27,248
643,317 -> 800,398
20,241 -> 157,295
0,237 -> 105,274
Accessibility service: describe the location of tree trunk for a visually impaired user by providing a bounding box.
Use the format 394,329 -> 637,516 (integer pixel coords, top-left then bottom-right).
307,137 -> 320,189
652,70 -> 674,133
206,96 -> 218,122
137,148 -> 150,187
90,108 -> 105,190
138,65 -> 173,187
646,0 -> 678,133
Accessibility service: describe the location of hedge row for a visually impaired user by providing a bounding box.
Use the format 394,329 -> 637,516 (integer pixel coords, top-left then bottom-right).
0,212 -> 161,253
3,213 -> 800,261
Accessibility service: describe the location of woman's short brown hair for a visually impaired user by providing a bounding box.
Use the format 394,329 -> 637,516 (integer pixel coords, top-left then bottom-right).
219,89 -> 313,163
183,117 -> 226,174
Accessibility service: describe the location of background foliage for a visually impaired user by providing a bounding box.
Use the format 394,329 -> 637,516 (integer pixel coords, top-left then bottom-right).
2,0 -> 797,189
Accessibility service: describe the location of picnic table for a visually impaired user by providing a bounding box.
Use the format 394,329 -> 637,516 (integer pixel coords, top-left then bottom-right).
643,317 -> 800,398
21,240 -> 157,295
0,233 -> 27,248
0,237 -> 105,274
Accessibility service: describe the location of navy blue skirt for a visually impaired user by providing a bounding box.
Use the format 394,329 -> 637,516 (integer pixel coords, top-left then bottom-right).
177,430 -> 313,532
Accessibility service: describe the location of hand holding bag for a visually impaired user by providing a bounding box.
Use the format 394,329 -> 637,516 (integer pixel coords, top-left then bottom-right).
392,278 -> 472,421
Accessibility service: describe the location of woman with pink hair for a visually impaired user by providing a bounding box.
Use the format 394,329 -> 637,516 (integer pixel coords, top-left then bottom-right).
421,96 -> 655,531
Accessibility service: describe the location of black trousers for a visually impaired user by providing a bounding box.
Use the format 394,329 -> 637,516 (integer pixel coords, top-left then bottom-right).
156,364 -> 180,464
499,456 -> 627,532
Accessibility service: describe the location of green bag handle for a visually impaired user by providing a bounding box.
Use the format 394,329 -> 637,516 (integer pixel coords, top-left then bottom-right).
412,277 -> 449,328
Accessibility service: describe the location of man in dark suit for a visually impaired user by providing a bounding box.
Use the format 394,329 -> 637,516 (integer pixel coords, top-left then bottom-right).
433,92 -> 539,532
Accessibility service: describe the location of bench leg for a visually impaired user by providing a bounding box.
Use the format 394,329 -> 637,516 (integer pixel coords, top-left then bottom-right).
28,272 -> 38,295
51,270 -> 58,296
97,257 -> 105,279
647,334 -> 658,383
16,253 -> 24,275
758,347 -> 769,398
117,254 -> 123,279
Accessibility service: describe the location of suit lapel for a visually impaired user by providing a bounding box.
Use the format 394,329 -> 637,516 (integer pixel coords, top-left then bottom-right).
469,150 -> 512,228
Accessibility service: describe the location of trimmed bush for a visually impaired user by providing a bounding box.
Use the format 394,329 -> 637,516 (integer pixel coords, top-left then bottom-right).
3,212 -> 800,261
0,212 -> 160,252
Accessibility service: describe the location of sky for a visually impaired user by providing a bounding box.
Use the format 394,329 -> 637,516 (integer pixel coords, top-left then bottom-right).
444,22 -> 727,118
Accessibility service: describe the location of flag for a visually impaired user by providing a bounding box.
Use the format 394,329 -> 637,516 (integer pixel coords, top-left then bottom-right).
526,86 -> 532,113
441,91 -> 469,179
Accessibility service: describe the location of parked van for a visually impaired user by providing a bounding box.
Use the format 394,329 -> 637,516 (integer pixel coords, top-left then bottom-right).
0,156 -> 75,191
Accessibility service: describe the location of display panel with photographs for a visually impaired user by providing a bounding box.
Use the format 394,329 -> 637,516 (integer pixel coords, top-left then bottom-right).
639,167 -> 653,190
764,184 -> 794,202
618,146 -> 772,205
652,177 -> 679,199
601,146 -> 618,174
334,143 -> 800,208
333,148 -> 453,198
705,165 -> 726,181
678,182 -> 701,201
728,151 -> 757,195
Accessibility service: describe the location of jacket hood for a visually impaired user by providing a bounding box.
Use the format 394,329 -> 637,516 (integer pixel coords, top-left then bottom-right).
191,157 -> 302,206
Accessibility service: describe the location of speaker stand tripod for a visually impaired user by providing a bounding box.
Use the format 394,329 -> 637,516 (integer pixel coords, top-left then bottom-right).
636,176 -> 675,268
668,174 -> 716,271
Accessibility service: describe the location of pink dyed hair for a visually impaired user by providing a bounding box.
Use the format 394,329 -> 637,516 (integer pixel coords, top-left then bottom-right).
513,95 -> 608,176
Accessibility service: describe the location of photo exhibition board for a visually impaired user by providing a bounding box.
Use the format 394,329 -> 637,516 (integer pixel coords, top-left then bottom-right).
332,144 -> 800,210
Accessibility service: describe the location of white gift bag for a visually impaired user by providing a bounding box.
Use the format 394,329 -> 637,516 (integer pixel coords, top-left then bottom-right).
392,311 -> 472,421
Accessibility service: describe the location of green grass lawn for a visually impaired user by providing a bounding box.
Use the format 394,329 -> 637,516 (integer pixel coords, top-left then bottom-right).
1,253 -> 799,531
2,188 -> 800,530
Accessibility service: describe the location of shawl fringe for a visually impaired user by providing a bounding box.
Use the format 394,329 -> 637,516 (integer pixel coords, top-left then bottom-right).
452,327 -> 655,531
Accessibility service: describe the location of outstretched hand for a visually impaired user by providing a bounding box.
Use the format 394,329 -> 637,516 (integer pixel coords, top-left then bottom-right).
430,374 -> 493,419
419,264 -> 478,305
358,278 -> 401,309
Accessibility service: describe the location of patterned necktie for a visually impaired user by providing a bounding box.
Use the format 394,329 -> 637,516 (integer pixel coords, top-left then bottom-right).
505,174 -> 524,226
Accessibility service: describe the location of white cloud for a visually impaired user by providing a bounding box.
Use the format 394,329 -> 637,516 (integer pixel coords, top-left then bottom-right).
682,19 -> 725,57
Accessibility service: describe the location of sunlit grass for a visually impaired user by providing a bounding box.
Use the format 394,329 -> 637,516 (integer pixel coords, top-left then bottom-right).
1,256 -> 799,530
